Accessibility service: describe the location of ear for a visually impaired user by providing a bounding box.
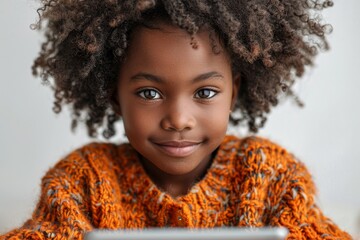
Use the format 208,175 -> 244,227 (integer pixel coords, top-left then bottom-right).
110,89 -> 122,116
230,73 -> 241,111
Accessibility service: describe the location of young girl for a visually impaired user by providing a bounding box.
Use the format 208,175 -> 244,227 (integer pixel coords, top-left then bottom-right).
1,0 -> 352,239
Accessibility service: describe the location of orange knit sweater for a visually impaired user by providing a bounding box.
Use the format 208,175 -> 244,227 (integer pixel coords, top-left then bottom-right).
1,135 -> 352,240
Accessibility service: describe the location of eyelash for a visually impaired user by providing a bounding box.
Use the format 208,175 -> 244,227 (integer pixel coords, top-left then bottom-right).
136,88 -> 219,100
194,88 -> 218,99
137,88 -> 162,100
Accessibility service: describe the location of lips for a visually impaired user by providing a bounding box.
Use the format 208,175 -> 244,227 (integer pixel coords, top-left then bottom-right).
152,140 -> 202,157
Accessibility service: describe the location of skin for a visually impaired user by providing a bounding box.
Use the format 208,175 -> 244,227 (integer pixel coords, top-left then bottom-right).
113,22 -> 240,198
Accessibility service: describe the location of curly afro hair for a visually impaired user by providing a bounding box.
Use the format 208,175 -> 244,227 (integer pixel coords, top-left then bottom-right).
32,0 -> 333,139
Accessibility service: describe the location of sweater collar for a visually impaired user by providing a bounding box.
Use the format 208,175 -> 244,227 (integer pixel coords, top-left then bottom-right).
117,135 -> 241,227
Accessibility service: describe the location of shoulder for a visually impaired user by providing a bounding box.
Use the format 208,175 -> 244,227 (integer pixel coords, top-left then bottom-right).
52,142 -> 117,169
229,135 -> 290,154
224,134 -> 293,158
228,135 -> 305,167
39,141 -> 134,204
44,141 -> 132,182
226,135 -> 313,187
226,135 -> 317,203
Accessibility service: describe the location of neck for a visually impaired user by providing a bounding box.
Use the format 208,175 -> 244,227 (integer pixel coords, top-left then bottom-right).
138,151 -> 216,198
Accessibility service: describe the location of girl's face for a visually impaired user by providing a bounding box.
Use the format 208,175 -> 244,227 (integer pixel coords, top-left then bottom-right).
115,22 -> 239,176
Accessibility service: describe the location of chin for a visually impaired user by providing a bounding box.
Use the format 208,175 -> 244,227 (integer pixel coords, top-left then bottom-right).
158,160 -> 199,176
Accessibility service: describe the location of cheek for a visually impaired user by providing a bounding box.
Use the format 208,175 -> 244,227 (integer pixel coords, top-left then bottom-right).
120,100 -> 160,138
196,99 -> 232,133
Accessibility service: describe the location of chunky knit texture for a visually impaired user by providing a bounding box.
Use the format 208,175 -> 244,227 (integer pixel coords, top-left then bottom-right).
1,135 -> 352,240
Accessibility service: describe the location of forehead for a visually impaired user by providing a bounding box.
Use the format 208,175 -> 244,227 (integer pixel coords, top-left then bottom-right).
121,22 -> 232,74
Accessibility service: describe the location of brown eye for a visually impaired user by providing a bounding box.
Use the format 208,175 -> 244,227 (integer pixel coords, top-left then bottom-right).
195,89 -> 217,99
138,89 -> 161,100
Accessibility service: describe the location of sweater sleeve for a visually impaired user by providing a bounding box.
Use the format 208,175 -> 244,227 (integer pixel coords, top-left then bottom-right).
0,149 -> 94,240
266,145 -> 352,239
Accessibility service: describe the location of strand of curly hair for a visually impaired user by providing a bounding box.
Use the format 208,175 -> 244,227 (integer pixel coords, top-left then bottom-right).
32,0 -> 333,138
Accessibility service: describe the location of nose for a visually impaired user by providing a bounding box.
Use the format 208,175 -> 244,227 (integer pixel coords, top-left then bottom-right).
160,100 -> 196,132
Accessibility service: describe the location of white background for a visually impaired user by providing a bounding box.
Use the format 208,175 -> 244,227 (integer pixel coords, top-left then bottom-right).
1,0 -> 359,237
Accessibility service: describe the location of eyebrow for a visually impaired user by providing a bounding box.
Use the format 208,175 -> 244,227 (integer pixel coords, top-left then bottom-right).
130,71 -> 224,84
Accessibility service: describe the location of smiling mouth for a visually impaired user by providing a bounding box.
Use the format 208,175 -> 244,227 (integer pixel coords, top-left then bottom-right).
152,141 -> 202,158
